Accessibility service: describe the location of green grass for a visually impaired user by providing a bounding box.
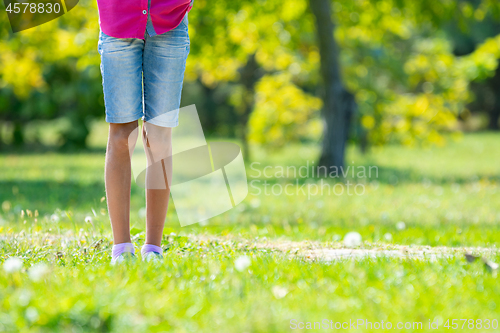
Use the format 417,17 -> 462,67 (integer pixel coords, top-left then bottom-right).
2,131 -> 498,246
0,234 -> 499,332
1,130 -> 499,332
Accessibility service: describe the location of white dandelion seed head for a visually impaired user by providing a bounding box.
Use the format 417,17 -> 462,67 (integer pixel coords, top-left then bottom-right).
17,289 -> 32,306
332,234 -> 342,242
234,255 -> 251,272
25,307 -> 39,322
28,263 -> 50,282
3,257 -> 23,273
272,285 -> 288,299
344,232 -> 362,248
396,221 -> 406,230
138,207 -> 146,219
250,198 -> 261,208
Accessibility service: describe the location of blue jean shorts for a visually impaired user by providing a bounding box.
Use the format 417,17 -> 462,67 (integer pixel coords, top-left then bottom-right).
97,14 -> 190,127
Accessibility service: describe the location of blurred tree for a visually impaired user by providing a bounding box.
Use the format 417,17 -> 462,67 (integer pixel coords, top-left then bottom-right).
444,2 -> 500,130
227,0 -> 500,168
332,0 -> 500,149
185,0 -> 318,159
0,0 -> 102,149
2,0 -> 500,163
309,0 -> 355,171
486,66 -> 500,129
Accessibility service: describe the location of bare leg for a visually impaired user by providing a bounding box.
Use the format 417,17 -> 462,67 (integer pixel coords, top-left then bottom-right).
142,122 -> 172,247
105,121 -> 139,245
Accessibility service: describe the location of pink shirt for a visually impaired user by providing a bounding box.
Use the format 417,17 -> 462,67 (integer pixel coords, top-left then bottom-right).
97,0 -> 193,39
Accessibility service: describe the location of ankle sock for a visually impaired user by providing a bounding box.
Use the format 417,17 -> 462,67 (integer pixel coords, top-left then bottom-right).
112,242 -> 135,261
141,244 -> 162,257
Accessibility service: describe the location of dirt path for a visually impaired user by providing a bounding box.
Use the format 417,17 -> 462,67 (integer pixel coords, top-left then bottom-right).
194,234 -> 500,262
2,231 -> 498,265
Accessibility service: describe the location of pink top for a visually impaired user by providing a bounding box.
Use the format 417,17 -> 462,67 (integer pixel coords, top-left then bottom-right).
96,0 -> 193,39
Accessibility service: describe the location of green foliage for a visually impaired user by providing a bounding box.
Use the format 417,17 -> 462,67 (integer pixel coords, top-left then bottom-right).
0,0 -> 102,148
335,0 -> 500,147
248,73 -> 323,146
188,0 -> 500,149
1,0 -> 500,150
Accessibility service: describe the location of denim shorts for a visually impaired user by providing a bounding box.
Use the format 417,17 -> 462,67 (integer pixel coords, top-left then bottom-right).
97,14 -> 190,127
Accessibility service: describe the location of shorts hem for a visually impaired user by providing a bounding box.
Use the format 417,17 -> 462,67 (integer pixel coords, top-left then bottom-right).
143,117 -> 179,128
105,114 -> 143,124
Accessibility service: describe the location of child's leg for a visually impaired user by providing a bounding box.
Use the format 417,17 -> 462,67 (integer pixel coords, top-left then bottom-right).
105,121 -> 139,245
142,123 -> 172,247
140,13 -> 190,249
98,29 -> 145,255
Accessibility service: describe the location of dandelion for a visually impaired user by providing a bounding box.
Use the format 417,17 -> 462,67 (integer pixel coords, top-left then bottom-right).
85,216 -> 93,224
3,257 -> 23,273
18,289 -> 32,306
2,200 -> 11,212
50,214 -> 60,223
234,255 -> 251,272
236,203 -> 247,212
344,232 -> 362,248
25,307 -> 39,322
250,198 -> 261,208
28,263 -> 50,282
332,234 -> 341,242
384,233 -> 393,242
396,221 -> 406,230
272,286 -> 288,299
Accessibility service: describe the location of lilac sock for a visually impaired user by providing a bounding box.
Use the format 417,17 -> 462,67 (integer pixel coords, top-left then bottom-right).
112,242 -> 135,261
141,244 -> 162,257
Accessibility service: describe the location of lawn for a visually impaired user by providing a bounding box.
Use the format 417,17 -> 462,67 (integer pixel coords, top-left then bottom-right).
0,129 -> 499,332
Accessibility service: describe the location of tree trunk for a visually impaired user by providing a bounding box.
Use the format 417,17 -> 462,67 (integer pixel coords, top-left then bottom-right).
198,77 -> 218,135
309,0 -> 356,175
12,120 -> 24,147
487,64 -> 500,130
238,53 -> 263,161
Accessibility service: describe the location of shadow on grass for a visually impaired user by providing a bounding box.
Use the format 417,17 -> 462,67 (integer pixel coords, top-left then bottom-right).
0,145 -> 107,155
0,180 -> 106,214
246,164 -> 500,186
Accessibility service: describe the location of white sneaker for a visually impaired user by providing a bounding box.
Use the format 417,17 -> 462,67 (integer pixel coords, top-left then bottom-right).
142,252 -> 163,263
110,252 -> 136,265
